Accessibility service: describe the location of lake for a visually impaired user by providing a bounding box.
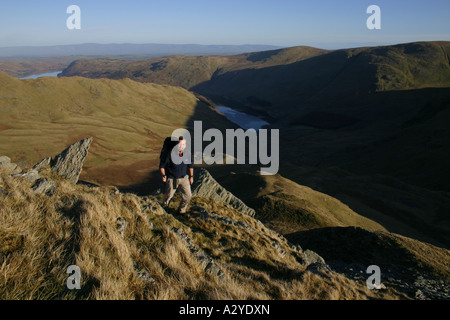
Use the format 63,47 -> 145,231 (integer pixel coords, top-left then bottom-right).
216,106 -> 269,130
20,71 -> 62,79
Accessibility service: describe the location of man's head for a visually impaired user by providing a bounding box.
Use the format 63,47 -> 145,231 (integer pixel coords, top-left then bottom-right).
178,136 -> 186,153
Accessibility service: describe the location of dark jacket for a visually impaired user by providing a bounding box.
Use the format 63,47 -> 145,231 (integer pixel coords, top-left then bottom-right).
159,149 -> 194,179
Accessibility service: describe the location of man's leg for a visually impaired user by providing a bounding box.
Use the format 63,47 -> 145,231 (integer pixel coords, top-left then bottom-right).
163,178 -> 176,207
176,175 -> 192,214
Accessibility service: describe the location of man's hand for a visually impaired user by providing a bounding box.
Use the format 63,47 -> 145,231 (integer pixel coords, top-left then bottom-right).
189,176 -> 194,185
162,175 -> 167,183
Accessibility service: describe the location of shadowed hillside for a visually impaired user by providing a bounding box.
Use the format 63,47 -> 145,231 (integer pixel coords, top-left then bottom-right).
206,166 -> 387,235
60,41 -> 450,121
207,164 -> 450,250
196,42 -> 450,106
59,46 -> 329,90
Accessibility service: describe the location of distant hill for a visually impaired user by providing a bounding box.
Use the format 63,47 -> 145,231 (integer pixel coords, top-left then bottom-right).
60,41 -> 450,190
0,60 -> 69,78
0,43 -> 283,58
59,46 -> 329,89
193,41 -> 450,120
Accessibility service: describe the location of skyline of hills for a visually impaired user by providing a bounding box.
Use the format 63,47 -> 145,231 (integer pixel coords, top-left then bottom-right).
0,43 -> 283,59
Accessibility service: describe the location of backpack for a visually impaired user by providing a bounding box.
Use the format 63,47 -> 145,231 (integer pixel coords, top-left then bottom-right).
160,137 -> 179,161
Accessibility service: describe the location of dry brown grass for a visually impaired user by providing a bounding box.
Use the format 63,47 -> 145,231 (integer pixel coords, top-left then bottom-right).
0,166 -> 405,300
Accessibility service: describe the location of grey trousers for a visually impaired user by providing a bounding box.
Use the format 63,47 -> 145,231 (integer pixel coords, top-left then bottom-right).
163,175 -> 192,212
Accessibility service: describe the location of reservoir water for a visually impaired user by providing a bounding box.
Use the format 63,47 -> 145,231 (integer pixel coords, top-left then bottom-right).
216,106 -> 269,130
20,71 -> 62,79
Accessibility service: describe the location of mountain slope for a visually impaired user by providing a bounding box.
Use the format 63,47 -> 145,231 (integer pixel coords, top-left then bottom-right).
59,42 -> 450,121
286,226 -> 450,299
59,46 -> 330,90
0,71 -> 236,188
206,166 -> 387,235
58,42 -> 450,195
0,161 -> 406,300
194,41 -> 450,120
2,152 -> 449,300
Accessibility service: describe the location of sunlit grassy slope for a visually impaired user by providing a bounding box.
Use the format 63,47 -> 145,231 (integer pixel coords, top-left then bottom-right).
207,166 -> 387,235
0,165 -> 405,300
0,71 -> 234,188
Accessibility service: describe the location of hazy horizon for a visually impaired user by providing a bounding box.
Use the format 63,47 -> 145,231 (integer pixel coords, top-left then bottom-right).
1,39 -> 448,54
1,0 -> 449,50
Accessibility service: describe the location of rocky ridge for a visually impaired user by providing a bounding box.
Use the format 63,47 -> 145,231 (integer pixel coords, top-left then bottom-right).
0,137 -> 93,195
1,138 -> 448,300
192,168 -> 256,217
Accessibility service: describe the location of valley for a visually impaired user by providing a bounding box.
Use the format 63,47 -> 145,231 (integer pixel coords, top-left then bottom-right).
1,41 -> 449,300
51,41 -> 450,249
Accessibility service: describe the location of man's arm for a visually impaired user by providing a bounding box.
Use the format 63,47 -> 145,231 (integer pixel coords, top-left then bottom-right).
188,167 -> 194,185
160,167 -> 167,182
159,151 -> 169,182
188,152 -> 194,185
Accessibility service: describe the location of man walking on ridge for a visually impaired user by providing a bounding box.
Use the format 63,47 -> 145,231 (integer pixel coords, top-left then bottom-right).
159,136 -> 194,214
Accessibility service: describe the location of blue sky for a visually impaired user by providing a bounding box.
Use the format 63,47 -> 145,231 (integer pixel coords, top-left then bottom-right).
0,0 -> 449,49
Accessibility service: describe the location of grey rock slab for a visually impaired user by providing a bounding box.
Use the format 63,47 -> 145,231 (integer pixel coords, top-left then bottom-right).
50,137 -> 93,184
192,168 -> 255,217
32,178 -> 56,196
12,169 -> 40,183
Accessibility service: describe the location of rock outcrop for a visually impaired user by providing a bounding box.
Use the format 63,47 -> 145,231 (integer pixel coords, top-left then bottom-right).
31,178 -> 56,196
172,227 -> 226,281
30,137 -> 93,184
12,169 -> 40,183
116,218 -> 128,239
0,156 -> 22,175
0,137 -> 93,197
32,157 -> 51,172
191,205 -> 255,233
192,168 -> 256,217
47,137 -> 93,184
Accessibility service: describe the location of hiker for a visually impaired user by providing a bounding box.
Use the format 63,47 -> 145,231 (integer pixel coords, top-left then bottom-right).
159,136 -> 194,214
